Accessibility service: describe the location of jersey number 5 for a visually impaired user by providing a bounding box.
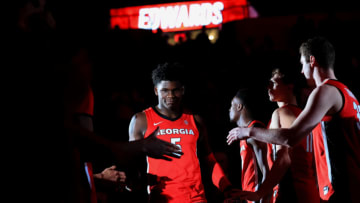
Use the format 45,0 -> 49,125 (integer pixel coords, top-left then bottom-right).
171,137 -> 182,151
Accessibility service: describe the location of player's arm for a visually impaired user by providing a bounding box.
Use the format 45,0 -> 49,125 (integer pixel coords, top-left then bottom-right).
128,112 -> 147,141
227,85 -> 342,147
247,136 -> 271,203
252,108 -> 294,199
247,137 -> 269,183
194,115 -> 232,192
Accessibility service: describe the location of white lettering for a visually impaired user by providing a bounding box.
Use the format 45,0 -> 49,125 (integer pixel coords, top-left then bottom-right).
138,2 -> 224,30
212,2 -> 224,24
138,8 -> 151,29
166,129 -> 173,134
176,5 -> 189,28
201,3 -> 212,25
188,129 -> 194,135
156,128 -> 195,136
188,4 -> 202,27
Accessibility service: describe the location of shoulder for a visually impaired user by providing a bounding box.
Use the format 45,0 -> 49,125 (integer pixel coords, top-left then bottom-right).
129,111 -> 148,130
131,111 -> 147,121
308,84 -> 343,112
129,111 -> 148,140
276,106 -> 297,118
269,107 -> 289,129
311,82 -> 341,99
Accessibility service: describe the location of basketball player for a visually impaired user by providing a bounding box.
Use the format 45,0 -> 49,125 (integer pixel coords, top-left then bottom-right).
227,36 -> 360,202
129,62 -> 233,203
228,88 -> 270,203
228,67 -> 320,202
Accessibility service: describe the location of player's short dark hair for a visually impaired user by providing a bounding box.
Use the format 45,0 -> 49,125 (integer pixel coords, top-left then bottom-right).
151,62 -> 186,86
235,88 -> 259,118
299,36 -> 335,70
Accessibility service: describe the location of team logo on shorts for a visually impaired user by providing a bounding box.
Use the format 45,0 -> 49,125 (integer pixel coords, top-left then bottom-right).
323,186 -> 329,195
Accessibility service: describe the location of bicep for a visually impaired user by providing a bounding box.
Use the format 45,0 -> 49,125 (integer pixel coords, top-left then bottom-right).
290,86 -> 340,136
128,113 -> 147,141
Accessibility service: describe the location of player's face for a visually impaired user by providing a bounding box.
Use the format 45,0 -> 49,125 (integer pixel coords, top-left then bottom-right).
300,55 -> 312,80
229,97 -> 241,122
155,80 -> 184,110
268,73 -> 291,102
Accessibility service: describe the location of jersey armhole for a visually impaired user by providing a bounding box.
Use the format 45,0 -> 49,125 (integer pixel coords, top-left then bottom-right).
325,83 -> 345,115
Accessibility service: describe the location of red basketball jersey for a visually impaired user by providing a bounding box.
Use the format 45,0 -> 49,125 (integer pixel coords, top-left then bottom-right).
240,120 -> 265,194
144,107 -> 207,203
268,105 -> 319,203
312,79 -> 360,201
284,105 -> 319,203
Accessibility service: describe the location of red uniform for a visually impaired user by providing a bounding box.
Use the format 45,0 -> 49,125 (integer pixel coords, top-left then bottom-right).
144,107 -> 207,203
269,105 -> 319,203
239,120 -> 265,203
75,84 -> 94,116
74,85 -> 97,203
312,79 -> 360,202
266,121 -> 278,203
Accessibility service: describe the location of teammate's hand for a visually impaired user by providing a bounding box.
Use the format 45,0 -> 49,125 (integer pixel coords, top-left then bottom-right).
144,127 -> 183,161
226,127 -> 249,145
98,165 -> 126,183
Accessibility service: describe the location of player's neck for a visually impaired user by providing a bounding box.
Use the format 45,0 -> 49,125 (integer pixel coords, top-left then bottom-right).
277,95 -> 297,108
155,105 -> 182,119
314,67 -> 337,86
237,116 -> 252,127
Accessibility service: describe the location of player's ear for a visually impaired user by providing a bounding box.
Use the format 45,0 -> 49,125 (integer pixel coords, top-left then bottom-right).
237,103 -> 244,111
310,55 -> 316,68
181,86 -> 185,94
154,86 -> 158,96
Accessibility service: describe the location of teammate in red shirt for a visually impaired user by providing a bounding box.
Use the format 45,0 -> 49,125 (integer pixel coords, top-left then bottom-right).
311,79 -> 360,202
227,67 -> 319,203
228,88 -> 270,203
226,37 -> 360,202
129,62 -> 233,202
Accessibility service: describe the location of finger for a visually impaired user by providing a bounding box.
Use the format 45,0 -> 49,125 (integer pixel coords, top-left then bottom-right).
166,151 -> 183,158
109,165 -> 117,170
162,141 -> 181,151
227,137 -> 234,145
159,155 -> 172,161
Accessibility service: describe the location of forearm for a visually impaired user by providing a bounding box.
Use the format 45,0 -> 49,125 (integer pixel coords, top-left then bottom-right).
206,153 -> 232,192
256,150 -> 291,198
67,124 -> 147,165
249,127 -> 293,147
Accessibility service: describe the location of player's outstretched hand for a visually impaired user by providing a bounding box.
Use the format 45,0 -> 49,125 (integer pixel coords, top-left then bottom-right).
144,127 -> 183,161
226,127 -> 249,145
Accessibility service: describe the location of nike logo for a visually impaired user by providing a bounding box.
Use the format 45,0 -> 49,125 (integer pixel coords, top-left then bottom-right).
153,121 -> 163,126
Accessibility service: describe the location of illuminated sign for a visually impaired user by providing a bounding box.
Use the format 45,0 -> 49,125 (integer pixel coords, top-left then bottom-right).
110,0 -> 249,32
